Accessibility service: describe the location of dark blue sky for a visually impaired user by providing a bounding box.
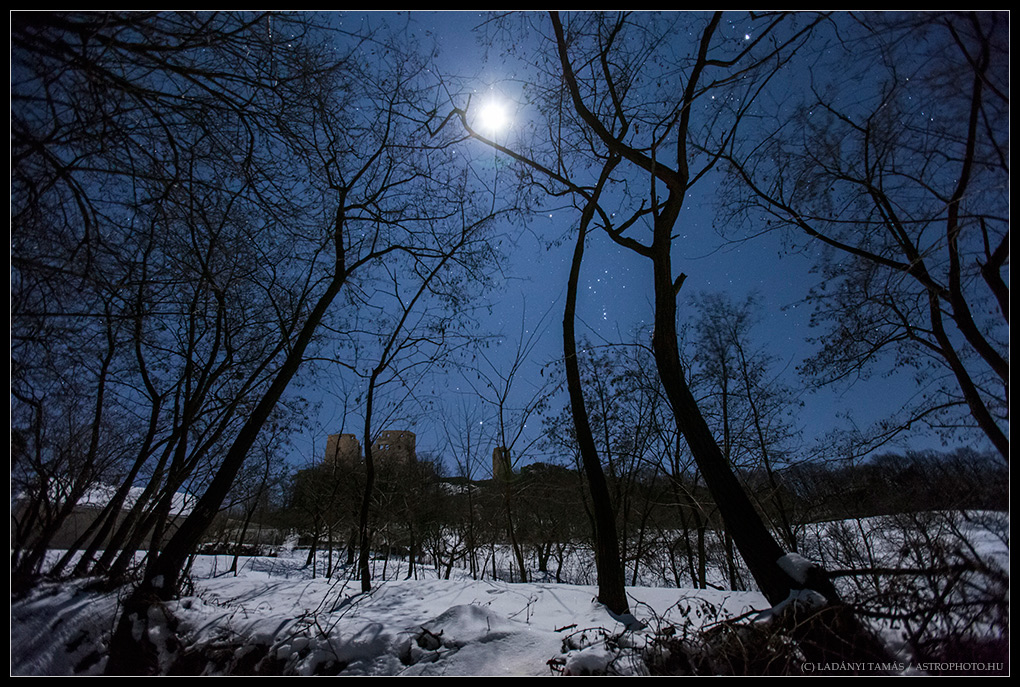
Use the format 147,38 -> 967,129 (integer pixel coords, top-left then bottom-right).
292,11 -> 983,474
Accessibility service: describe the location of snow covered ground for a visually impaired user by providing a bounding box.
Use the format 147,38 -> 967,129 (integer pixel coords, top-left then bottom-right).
11,551 -> 767,676
11,511 -> 1008,676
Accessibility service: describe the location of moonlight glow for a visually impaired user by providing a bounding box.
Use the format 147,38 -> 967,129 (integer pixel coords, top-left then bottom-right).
476,99 -> 510,134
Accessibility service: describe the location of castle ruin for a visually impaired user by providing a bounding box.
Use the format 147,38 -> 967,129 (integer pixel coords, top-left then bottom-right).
324,433 -> 362,466
492,446 -> 512,482
324,429 -> 416,467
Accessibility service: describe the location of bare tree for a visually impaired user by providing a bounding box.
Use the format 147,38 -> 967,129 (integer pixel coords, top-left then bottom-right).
11,12 -> 348,582
460,303 -> 557,584
439,400 -> 489,578
687,292 -> 802,551
351,211 -> 496,592
719,12 -> 1008,460
9,11 -> 503,674
11,303 -> 126,582
445,9 -> 821,603
435,11 -> 896,662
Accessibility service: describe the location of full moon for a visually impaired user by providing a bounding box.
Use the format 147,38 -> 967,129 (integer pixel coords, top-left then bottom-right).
476,100 -> 510,134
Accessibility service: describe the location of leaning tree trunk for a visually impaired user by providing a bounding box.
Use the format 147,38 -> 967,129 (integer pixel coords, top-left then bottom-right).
647,213 -> 893,666
105,202 -> 354,675
560,165 -> 629,615
649,227 -> 815,605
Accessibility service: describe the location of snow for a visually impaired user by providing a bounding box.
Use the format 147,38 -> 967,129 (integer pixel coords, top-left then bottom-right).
75,484 -> 196,516
11,510 -> 1008,676
777,552 -> 816,585
755,587 -> 829,624
10,551 -> 767,676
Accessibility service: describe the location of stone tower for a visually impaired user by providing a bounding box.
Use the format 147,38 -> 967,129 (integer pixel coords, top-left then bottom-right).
492,446 -> 512,482
325,433 -> 361,466
371,430 -> 416,465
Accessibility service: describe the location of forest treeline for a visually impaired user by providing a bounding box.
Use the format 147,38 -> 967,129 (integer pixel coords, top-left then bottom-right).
213,446 -> 1006,589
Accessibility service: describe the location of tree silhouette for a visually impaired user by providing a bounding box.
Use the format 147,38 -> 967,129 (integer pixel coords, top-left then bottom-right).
720,12 -> 1008,460
10,11 -> 502,673
446,8 -> 826,608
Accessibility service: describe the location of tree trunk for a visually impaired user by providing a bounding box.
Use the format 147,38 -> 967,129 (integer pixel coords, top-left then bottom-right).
503,484 -> 529,583
561,168 -> 629,615
646,226 -> 797,604
105,202 -> 353,674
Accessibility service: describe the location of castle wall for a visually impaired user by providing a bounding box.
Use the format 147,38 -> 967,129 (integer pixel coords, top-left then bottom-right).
371,430 -> 416,465
325,432 -> 361,466
324,430 -> 415,467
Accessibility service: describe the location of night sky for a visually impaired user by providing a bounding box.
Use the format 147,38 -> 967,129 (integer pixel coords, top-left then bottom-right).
292,11 -> 981,473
